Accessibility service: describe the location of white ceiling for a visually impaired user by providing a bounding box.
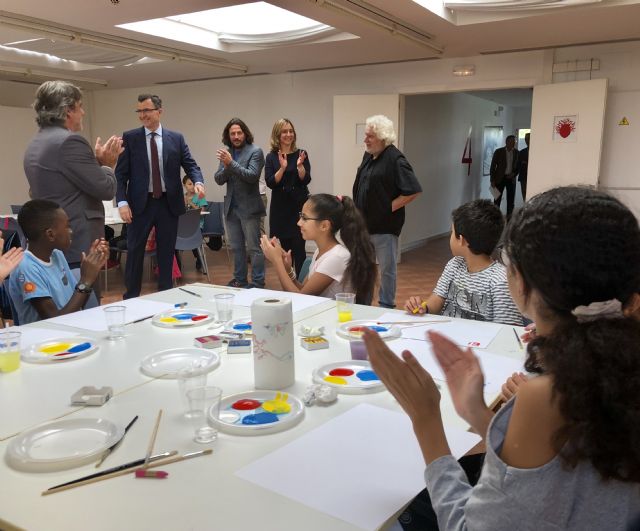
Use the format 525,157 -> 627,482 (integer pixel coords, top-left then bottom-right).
1,0 -> 639,88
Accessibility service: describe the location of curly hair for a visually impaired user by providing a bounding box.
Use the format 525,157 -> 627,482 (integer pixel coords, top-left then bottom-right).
504,186 -> 640,482
269,118 -> 297,152
222,118 -> 254,148
452,199 -> 504,255
365,115 -> 396,146
307,194 -> 377,304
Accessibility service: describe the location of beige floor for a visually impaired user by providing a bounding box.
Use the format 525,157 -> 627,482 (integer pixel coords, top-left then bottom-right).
100,236 -> 452,308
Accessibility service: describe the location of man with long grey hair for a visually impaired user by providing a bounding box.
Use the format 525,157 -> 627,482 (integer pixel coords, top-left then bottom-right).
353,114 -> 422,308
24,81 -> 123,279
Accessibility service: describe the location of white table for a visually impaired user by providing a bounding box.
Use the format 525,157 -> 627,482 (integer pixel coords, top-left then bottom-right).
0,284 -> 524,531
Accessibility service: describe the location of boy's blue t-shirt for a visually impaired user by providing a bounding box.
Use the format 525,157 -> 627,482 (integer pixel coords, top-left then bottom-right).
8,249 -> 76,325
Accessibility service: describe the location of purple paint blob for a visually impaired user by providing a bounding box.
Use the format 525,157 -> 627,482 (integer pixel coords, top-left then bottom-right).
356,370 -> 379,382
242,412 -> 279,425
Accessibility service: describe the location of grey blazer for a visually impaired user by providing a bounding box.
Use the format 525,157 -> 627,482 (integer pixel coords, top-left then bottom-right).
214,143 -> 265,218
23,126 -> 117,263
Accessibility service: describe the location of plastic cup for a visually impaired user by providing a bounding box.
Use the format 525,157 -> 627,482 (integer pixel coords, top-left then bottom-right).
104,305 -> 126,339
187,386 -> 222,444
350,340 -> 368,360
335,292 -> 355,323
0,331 -> 21,373
215,293 -> 234,322
178,364 -> 208,418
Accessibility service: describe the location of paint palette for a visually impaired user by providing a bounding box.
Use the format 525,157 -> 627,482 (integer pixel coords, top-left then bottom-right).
224,317 -> 253,334
336,320 -> 401,341
210,391 -> 305,435
140,348 -> 221,379
151,308 -> 216,328
22,337 -> 99,364
312,361 -> 385,394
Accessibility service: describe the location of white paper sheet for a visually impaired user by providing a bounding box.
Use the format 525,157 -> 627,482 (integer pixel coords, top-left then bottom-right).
398,319 -> 503,349
236,404 -> 481,531
46,299 -> 174,331
5,326 -> 80,351
386,339 -> 525,394
227,287 -> 330,314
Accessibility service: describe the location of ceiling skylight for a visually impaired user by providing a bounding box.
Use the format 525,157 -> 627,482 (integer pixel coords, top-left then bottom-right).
117,2 -> 356,52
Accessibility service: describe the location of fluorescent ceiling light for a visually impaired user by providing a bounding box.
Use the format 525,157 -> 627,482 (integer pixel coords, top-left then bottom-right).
117,2 -> 346,51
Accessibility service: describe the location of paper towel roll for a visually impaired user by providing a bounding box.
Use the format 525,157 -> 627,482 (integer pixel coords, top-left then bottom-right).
251,297 -> 295,390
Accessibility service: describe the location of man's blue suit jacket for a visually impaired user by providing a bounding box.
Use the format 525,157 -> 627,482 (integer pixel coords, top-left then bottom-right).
115,126 -> 203,217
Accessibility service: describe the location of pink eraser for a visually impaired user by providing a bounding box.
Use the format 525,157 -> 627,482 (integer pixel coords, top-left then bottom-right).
135,469 -> 168,479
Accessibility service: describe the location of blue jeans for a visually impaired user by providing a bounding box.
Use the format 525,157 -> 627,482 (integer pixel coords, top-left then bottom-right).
371,233 -> 398,308
226,210 -> 264,287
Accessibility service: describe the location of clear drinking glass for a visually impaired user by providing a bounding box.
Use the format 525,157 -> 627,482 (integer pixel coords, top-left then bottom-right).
0,331 -> 21,372
214,293 -> 234,322
178,363 -> 208,418
335,292 -> 355,323
186,386 -> 222,443
104,305 -> 126,339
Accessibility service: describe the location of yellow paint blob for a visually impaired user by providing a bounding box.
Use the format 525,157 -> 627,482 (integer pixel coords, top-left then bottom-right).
159,317 -> 179,323
338,311 -> 352,323
39,343 -> 72,354
324,375 -> 348,385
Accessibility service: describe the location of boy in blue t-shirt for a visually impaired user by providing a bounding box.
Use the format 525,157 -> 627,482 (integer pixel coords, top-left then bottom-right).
8,199 -> 107,325
182,175 -> 207,272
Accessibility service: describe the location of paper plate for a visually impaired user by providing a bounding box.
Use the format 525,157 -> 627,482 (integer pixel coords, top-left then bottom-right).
210,391 -> 304,435
6,418 -> 124,472
151,308 -> 216,328
312,360 -> 385,394
140,348 -> 221,379
336,320 -> 401,341
21,337 -> 99,364
224,317 -> 252,333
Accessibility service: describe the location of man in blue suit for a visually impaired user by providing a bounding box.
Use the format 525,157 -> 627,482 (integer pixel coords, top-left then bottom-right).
214,118 -> 265,288
116,94 -> 204,298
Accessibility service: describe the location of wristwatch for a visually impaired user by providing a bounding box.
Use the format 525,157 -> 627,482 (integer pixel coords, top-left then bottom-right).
75,282 -> 93,294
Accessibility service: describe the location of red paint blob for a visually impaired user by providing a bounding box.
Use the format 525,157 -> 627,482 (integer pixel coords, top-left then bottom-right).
329,368 -> 355,377
348,326 -> 365,333
231,399 -> 261,410
191,315 -> 208,321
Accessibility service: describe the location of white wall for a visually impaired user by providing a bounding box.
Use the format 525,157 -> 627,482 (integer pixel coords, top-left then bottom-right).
0,105 -> 37,211
402,92 -> 526,247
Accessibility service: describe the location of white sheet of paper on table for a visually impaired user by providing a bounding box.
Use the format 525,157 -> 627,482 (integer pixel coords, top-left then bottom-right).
6,326 -> 80,351
235,403 -> 481,531
386,338 -> 525,395
228,288 -> 330,314
397,318 -> 503,349
47,299 -> 175,331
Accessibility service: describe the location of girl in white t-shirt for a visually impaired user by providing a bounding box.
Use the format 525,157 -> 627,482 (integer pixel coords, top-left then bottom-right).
261,194 -> 376,303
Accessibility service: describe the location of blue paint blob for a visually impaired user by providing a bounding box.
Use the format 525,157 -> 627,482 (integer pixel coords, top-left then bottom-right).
67,342 -> 91,353
368,325 -> 388,333
233,323 -> 252,331
173,313 -> 197,320
356,370 -> 380,382
242,412 -> 279,425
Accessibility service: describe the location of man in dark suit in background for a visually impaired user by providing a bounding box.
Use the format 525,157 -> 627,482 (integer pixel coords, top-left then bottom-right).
24,81 -> 122,271
214,118 -> 265,288
489,134 -> 519,219
518,132 -> 530,201
116,94 -> 204,298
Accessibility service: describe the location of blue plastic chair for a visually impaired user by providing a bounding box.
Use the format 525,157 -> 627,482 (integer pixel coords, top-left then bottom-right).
175,209 -> 210,282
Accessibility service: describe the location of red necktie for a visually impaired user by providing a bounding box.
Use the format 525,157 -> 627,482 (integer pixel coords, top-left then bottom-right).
150,132 -> 162,199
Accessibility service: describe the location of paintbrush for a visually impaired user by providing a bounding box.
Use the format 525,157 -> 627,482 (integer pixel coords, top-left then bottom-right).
43,450 -> 212,496
376,319 -> 451,326
95,415 -> 138,468
179,287 -> 202,298
46,451 -> 177,492
135,409 -> 164,479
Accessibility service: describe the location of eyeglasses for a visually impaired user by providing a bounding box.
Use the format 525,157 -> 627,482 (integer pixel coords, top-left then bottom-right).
135,108 -> 158,114
298,212 -> 322,222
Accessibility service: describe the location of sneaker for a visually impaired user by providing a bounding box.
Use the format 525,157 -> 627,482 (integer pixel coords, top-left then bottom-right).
246,283 -> 264,289
227,279 -> 248,288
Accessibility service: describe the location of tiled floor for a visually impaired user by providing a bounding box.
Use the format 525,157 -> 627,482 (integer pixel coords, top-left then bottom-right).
101,236 -> 452,308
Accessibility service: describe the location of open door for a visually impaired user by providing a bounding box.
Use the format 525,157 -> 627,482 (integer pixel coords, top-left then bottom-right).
528,79 -> 607,197
332,94 -> 400,196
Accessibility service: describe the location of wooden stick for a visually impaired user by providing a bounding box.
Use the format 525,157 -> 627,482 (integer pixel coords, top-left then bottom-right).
42,449 -> 213,496
377,319 -> 452,326
142,409 -> 163,469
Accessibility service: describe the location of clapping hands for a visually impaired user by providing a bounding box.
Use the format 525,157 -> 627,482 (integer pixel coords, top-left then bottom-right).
0,231 -> 24,282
